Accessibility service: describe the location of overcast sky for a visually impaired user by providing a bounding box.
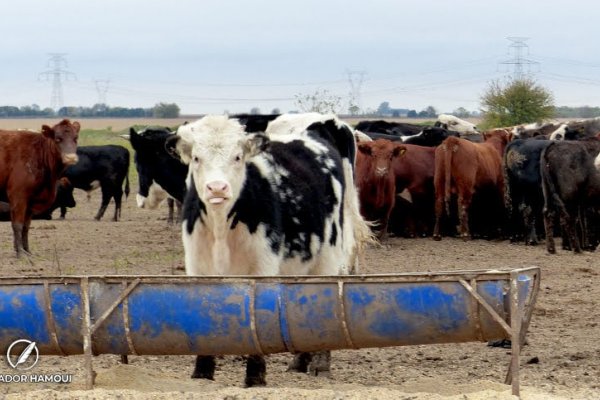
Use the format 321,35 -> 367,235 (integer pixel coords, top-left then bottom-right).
2,0 -> 599,115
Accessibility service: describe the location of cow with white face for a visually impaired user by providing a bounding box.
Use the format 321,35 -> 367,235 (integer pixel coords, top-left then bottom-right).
435,114 -> 479,134
168,115 -> 356,387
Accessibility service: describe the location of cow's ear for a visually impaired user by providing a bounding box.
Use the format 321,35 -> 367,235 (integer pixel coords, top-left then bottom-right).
71,121 -> 81,133
394,145 -> 407,157
357,143 -> 372,156
128,127 -> 137,141
41,125 -> 55,139
243,134 -> 270,157
166,135 -> 191,164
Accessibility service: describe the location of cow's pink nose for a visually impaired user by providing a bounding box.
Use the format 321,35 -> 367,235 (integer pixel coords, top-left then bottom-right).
206,181 -> 229,193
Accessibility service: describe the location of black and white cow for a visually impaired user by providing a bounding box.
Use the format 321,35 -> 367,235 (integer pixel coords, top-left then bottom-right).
511,121 -> 561,139
550,117 -> 600,141
541,139 -> 600,253
129,127 -> 187,223
435,114 -> 479,134
167,115 -> 361,387
62,145 -> 130,221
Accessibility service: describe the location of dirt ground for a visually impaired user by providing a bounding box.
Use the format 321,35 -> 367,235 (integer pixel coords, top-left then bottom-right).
0,190 -> 598,399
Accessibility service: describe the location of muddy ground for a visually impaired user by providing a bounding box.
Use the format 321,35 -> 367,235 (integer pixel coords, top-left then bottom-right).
0,190 -> 598,399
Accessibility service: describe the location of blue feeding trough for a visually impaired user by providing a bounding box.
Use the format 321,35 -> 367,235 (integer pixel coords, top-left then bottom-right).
0,267 -> 540,396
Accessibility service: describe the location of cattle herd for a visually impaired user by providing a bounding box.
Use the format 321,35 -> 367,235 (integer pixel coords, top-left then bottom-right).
0,113 -> 599,387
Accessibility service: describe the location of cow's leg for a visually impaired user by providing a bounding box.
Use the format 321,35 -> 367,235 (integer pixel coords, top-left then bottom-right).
543,206 -> 556,254
288,351 -> 331,377
457,193 -> 472,240
307,350 -> 331,377
191,355 -> 215,380
245,355 -> 266,387
22,216 -> 33,253
167,197 -> 175,224
60,206 -> 67,219
522,205 -> 538,245
113,186 -> 124,221
560,207 -> 581,253
432,194 -> 444,241
288,352 -> 312,373
94,186 -> 112,221
9,202 -> 32,258
11,222 -> 25,257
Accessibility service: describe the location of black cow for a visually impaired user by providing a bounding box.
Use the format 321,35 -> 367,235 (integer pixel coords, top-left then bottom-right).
354,120 -> 423,136
63,145 -> 130,221
503,139 -> 552,245
402,126 -> 461,147
129,127 -> 188,223
541,139 -> 600,253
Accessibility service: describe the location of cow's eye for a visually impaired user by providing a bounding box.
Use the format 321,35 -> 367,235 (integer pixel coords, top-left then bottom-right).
193,156 -> 200,163
234,154 -> 242,162
55,138 -> 62,143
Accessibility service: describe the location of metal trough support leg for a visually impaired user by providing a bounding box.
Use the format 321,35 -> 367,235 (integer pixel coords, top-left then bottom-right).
81,277 -> 141,389
508,271 -> 522,397
504,269 -> 540,397
80,277 -> 94,390
459,279 -> 516,395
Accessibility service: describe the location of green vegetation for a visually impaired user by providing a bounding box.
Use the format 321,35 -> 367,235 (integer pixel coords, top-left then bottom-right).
479,78 -> 555,129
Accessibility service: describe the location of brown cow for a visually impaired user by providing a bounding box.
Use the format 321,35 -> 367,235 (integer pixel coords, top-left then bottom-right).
433,129 -> 511,240
0,119 -> 80,257
355,139 -> 402,239
390,143 -> 436,237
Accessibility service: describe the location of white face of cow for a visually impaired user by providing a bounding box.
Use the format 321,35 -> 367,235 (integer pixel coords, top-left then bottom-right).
175,116 -> 264,212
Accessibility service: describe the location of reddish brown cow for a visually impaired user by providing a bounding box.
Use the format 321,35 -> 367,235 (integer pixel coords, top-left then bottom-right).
355,139 -> 402,238
390,144 -> 436,237
0,119 -> 80,257
433,129 -> 512,240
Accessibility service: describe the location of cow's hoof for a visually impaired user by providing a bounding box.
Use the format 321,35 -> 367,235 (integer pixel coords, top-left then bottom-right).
308,351 -> 331,377
433,235 -> 442,241
287,352 -> 311,373
244,375 -> 266,387
487,339 -> 512,348
191,371 -> 214,380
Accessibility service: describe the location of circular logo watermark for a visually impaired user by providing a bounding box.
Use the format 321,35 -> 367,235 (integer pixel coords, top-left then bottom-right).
6,339 -> 39,370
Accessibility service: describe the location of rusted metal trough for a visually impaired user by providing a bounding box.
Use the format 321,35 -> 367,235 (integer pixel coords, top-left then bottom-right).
0,267 -> 539,396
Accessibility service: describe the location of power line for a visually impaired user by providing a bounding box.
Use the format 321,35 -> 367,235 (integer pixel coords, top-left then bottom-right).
94,79 -> 110,105
346,70 -> 366,114
499,37 -> 540,80
38,53 -> 76,110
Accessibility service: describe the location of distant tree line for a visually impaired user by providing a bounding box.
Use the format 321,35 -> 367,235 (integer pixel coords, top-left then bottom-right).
554,106 -> 600,119
0,102 -> 180,118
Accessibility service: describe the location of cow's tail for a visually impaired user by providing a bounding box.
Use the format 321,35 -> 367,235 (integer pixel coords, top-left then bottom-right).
342,159 -> 377,275
540,143 -> 565,216
443,137 -> 457,216
124,172 -> 130,199
502,146 -> 513,220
